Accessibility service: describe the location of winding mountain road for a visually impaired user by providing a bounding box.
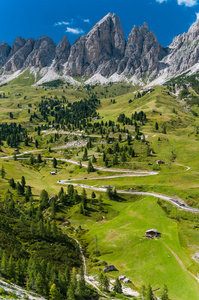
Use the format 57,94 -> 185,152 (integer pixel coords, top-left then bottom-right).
2,151 -> 198,212
58,181 -> 199,213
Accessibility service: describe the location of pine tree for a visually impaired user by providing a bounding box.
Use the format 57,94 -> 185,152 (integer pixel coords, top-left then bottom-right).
121,152 -> 126,162
51,198 -> 56,219
35,272 -> 45,294
21,176 -> 26,187
7,254 -> 15,280
114,278 -> 122,294
87,159 -> 94,173
67,282 -> 75,300
39,189 -> 49,208
82,148 -> 88,161
113,154 -> 118,165
161,284 -> 169,300
79,203 -> 84,214
1,166 -> 6,178
103,275 -> 109,292
52,221 -> 58,238
92,155 -> 97,163
37,154 -> 42,163
146,284 -> 153,300
75,267 -> 85,299
53,158 -> 57,168
1,251 -> 7,276
29,154 -> 34,165
81,188 -> 87,208
91,191 -> 96,199
140,284 -> 146,299
49,284 -> 62,300
155,122 -> 159,130
105,158 -> 109,167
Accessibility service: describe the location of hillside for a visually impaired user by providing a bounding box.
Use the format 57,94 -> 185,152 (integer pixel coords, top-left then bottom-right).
0,76 -> 199,299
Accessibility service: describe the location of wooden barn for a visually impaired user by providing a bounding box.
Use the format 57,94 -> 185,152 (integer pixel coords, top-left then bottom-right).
145,229 -> 161,238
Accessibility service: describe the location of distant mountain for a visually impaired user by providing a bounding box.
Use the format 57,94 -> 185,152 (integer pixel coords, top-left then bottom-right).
1,13 -> 199,86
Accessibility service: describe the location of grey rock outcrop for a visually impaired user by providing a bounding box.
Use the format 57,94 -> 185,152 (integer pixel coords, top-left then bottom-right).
0,42 -> 11,67
158,19 -> 199,79
65,13 -> 126,76
103,265 -> 117,272
2,13 -> 199,84
118,23 -> 166,80
5,38 -> 35,72
23,35 -> 56,68
54,36 -> 71,70
8,36 -> 26,58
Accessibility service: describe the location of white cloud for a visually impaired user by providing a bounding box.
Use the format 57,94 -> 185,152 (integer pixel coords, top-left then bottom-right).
83,19 -> 90,23
54,21 -> 70,26
177,0 -> 198,6
156,0 -> 198,5
66,27 -> 84,34
196,12 -> 199,19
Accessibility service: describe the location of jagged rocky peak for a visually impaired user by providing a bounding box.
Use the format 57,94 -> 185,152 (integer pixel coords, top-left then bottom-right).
65,13 -> 126,76
160,18 -> 199,78
23,35 -> 56,68
54,36 -> 71,70
187,18 -> 199,36
0,42 -> 11,67
118,22 -> 165,79
9,36 -> 26,57
5,38 -> 35,72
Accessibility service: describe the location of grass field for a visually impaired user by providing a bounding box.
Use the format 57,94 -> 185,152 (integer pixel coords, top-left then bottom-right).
70,196 -> 199,300
1,75 -> 199,299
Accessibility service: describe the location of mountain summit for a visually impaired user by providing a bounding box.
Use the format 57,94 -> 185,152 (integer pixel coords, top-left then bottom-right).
1,14 -> 199,85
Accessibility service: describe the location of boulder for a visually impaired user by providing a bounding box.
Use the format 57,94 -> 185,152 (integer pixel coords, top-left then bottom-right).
103,265 -> 117,273
119,275 -> 126,280
123,278 -> 131,283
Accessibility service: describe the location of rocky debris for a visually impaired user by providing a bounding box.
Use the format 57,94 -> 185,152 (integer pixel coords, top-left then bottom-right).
119,275 -> 126,280
103,265 -> 117,273
123,278 -> 131,283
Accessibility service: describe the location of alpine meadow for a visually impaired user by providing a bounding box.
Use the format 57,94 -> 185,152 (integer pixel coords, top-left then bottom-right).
1,6 -> 199,300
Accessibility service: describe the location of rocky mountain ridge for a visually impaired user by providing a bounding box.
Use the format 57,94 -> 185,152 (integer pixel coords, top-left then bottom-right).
1,13 -> 199,86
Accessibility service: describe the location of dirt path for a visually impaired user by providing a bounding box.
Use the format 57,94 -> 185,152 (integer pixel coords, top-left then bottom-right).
162,242 -> 199,286
67,234 -> 112,299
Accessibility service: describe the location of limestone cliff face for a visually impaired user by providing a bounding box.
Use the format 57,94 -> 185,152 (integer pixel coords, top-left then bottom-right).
0,42 -> 11,67
23,35 -> 56,68
8,36 -> 26,58
54,36 -> 71,71
5,38 -> 35,72
158,19 -> 199,79
64,13 -> 126,76
118,23 -> 166,80
2,14 -> 199,84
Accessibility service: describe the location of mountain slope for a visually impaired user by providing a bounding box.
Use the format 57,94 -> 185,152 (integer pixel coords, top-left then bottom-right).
1,14 -> 199,85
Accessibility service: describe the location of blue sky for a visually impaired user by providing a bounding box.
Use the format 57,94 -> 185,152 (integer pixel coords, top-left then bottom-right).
1,0 -> 199,47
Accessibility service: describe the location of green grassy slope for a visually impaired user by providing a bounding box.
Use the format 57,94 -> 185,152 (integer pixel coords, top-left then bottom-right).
85,196 -> 199,300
